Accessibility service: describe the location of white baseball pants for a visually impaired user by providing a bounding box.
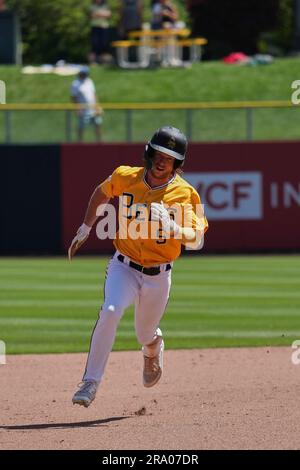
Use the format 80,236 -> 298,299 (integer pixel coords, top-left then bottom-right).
83,251 -> 172,384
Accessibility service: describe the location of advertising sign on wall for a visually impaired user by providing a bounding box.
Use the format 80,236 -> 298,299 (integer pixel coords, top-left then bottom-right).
61,141 -> 300,253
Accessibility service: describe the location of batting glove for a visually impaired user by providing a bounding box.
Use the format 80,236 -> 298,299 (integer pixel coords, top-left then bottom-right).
68,223 -> 91,260
151,201 -> 180,236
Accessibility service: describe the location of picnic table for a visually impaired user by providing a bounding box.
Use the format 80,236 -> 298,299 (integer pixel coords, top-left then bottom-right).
111,28 -> 207,69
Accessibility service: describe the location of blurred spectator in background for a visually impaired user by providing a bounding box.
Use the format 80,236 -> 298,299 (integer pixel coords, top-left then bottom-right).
119,0 -> 142,39
151,0 -> 178,30
70,66 -> 103,142
0,0 -> 7,11
89,0 -> 112,64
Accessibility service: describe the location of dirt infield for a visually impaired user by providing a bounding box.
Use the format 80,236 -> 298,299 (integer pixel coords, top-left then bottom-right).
0,347 -> 299,450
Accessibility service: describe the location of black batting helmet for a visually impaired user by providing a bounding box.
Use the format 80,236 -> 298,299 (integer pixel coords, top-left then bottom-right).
144,126 -> 187,170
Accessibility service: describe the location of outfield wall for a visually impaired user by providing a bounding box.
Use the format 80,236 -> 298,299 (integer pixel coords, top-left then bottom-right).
1,141 -> 300,254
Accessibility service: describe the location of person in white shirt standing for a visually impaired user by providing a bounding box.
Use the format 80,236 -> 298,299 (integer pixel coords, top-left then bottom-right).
70,66 -> 103,142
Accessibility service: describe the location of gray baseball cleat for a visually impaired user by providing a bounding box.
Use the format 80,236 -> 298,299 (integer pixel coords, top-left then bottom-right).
143,337 -> 164,388
72,380 -> 98,408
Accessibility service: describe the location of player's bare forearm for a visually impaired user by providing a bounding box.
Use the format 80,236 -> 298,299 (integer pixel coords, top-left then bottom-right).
83,185 -> 110,227
68,186 -> 110,260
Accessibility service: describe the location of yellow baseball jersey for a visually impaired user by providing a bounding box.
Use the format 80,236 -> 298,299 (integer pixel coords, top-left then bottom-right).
100,166 -> 208,266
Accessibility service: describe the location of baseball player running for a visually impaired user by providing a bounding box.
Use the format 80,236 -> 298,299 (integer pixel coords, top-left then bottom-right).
69,126 -> 208,408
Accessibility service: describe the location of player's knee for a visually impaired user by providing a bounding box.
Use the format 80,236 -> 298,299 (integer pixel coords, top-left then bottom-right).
100,303 -> 124,324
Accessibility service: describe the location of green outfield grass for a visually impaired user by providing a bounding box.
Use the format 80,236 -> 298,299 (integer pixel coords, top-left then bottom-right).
0,255 -> 300,354
1,58 -> 300,142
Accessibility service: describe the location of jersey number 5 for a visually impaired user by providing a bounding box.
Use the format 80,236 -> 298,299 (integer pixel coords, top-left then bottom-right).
156,228 -> 166,244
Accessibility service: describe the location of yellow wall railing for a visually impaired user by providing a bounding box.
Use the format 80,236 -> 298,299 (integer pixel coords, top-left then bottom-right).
0,100 -> 294,111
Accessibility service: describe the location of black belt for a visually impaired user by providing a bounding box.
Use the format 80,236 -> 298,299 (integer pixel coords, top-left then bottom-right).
117,254 -> 171,276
